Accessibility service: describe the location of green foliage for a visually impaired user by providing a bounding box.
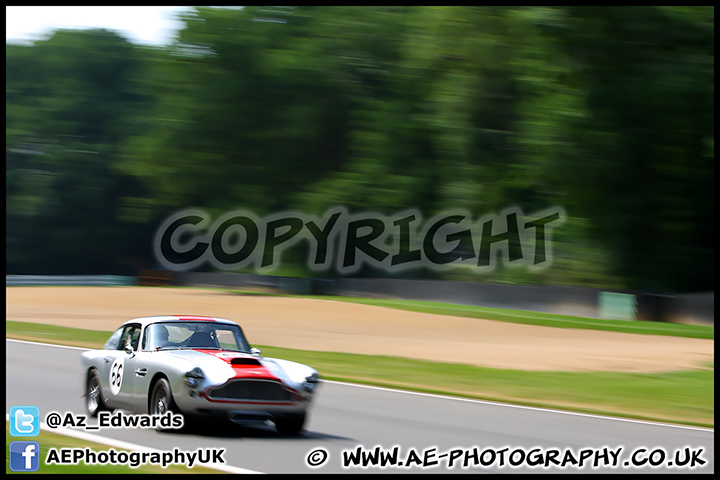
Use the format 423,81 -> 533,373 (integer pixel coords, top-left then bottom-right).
6,29 -> 152,273
5,7 -> 714,291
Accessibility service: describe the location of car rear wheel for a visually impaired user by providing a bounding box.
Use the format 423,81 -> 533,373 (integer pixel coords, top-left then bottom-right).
86,369 -> 110,417
274,412 -> 306,435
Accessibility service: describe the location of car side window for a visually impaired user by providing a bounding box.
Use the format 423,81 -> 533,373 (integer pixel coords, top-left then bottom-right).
118,324 -> 141,351
141,326 -> 151,350
104,327 -> 124,350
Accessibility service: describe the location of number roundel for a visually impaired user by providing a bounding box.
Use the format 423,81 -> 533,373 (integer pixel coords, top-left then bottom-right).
109,358 -> 124,395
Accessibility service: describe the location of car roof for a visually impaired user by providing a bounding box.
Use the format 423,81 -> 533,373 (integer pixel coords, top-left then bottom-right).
121,315 -> 239,327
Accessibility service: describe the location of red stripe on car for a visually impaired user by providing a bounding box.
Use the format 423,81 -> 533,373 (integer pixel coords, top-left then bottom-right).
174,315 -> 217,322
193,349 -> 281,381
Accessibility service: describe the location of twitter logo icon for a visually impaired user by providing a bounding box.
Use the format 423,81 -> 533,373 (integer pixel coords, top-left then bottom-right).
9,406 -> 40,437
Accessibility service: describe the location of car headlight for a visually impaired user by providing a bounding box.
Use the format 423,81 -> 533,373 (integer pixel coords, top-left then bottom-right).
184,367 -> 205,388
302,372 -> 320,392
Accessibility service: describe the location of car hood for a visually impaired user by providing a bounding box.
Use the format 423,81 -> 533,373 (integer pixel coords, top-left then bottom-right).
158,349 -> 315,389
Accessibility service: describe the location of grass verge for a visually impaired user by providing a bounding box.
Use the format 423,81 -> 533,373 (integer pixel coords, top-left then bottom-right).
6,321 -> 713,428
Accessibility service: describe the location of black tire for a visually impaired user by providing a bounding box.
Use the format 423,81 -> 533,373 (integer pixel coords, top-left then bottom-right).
150,378 -> 175,416
275,412 -> 306,435
149,377 -> 189,431
86,369 -> 110,417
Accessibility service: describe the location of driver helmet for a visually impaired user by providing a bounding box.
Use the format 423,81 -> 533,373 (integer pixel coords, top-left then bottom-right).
154,324 -> 169,348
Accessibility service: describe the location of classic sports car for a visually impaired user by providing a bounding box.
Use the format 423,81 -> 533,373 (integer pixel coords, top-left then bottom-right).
81,315 -> 320,434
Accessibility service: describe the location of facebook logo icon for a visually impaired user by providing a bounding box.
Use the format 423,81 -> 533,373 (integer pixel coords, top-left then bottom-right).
9,405 -> 40,436
9,441 -> 41,472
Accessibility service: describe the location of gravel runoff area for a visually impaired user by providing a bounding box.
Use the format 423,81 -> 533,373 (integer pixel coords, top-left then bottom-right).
5,286 -> 714,373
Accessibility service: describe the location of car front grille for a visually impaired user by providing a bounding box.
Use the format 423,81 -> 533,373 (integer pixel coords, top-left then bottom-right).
208,379 -> 294,402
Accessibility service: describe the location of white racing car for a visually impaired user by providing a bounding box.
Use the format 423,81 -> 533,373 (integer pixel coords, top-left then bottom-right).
81,315 -> 320,434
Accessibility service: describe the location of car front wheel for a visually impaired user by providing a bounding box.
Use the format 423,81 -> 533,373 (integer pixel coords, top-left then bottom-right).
150,377 -> 191,431
150,377 -> 176,416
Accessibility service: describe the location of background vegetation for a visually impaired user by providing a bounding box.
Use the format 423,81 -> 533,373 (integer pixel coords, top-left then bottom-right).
6,6 -> 714,293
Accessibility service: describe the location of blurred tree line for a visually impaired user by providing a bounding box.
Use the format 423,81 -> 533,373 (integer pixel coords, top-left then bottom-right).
6,6 -> 714,292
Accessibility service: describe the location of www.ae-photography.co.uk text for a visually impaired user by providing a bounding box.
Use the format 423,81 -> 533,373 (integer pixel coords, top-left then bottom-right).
153,207 -> 564,274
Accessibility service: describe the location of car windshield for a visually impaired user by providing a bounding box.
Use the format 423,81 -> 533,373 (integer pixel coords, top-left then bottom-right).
144,321 -> 251,352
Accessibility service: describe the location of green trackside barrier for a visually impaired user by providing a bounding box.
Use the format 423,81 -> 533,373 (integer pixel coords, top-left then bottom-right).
5,275 -> 136,286
598,292 -> 637,321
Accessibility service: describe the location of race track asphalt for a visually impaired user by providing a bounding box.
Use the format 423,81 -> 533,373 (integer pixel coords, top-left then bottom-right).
5,340 -> 714,474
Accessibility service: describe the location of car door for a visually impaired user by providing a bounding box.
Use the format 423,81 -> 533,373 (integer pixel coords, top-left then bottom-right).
96,327 -> 123,410
128,324 -> 154,412
101,324 -> 141,410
